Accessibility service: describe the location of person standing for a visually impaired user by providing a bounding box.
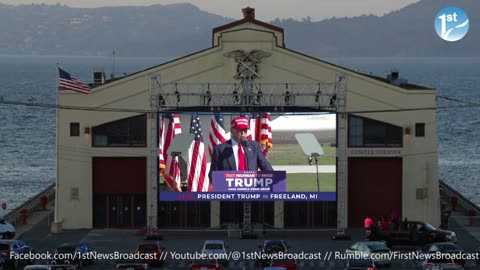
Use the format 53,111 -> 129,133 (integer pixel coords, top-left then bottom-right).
381,216 -> 389,231
364,216 -> 374,240
364,216 -> 373,229
390,210 -> 399,230
208,116 -> 273,181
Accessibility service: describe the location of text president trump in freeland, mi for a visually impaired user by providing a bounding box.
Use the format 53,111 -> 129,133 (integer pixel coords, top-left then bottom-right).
209,116 -> 273,181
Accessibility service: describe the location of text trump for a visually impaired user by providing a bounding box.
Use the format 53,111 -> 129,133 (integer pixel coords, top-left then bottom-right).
225,177 -> 273,187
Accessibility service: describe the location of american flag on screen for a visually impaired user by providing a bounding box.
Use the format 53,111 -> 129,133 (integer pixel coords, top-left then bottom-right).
208,112 -> 227,158
187,113 -> 210,192
259,112 -> 272,158
57,67 -> 91,94
159,113 -> 182,191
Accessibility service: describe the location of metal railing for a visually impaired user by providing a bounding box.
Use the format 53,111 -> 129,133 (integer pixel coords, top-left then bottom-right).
440,180 -> 480,215
3,183 -> 55,226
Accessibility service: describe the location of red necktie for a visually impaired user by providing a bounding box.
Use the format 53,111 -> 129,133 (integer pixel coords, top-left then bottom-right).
238,145 -> 246,170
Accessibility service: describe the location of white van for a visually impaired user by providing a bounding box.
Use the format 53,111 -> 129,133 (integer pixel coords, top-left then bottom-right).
0,216 -> 16,239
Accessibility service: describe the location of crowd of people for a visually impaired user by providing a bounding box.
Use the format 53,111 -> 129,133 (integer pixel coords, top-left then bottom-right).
364,211 -> 405,238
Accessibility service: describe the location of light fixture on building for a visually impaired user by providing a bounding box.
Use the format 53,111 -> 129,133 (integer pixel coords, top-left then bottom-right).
405,127 -> 411,137
84,127 -> 90,137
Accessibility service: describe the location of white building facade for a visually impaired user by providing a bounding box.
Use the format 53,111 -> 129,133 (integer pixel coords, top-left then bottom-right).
55,8 -> 440,230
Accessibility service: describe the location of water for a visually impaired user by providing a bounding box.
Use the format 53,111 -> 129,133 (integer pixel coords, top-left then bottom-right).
325,57 -> 480,206
0,55 -> 170,212
0,55 -> 479,211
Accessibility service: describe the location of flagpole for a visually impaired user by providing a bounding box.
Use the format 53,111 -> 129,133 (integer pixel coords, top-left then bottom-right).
112,50 -> 115,79
54,64 -> 60,227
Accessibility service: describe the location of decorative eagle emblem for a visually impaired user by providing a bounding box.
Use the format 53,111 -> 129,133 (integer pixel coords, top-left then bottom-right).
224,49 -> 271,80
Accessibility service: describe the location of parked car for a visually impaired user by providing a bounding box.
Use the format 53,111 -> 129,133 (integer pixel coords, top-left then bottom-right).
416,259 -> 465,270
258,240 -> 288,267
345,241 -> 392,267
115,263 -> 149,270
269,255 -> 298,270
419,242 -> 466,266
201,240 -> 228,266
417,242 -> 465,269
24,265 -> 77,270
190,257 -> 224,270
143,235 -> 162,241
51,243 -> 96,267
0,217 -> 15,239
426,265 -> 464,270
344,258 -> 376,270
369,221 -> 456,247
75,243 -> 97,265
135,240 -> 165,267
0,239 -> 35,269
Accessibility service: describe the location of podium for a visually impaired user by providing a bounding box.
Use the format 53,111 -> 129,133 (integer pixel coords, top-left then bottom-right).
211,171 -> 286,192
212,170 -> 285,238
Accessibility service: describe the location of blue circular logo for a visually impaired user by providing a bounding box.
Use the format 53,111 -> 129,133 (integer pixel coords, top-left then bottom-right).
435,7 -> 469,42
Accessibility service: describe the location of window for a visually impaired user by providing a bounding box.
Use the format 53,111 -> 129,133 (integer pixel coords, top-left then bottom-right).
415,123 -> 425,137
92,114 -> 146,147
70,122 -> 80,136
364,120 -> 386,146
349,117 -> 363,146
348,115 -> 402,147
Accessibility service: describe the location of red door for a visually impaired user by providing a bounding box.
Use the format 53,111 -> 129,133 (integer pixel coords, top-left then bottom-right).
347,158 -> 402,227
92,157 -> 147,228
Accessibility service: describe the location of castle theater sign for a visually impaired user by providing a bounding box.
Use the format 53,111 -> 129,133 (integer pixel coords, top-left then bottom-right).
348,148 -> 403,157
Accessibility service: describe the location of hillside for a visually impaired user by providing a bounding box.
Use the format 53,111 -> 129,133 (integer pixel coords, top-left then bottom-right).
0,0 -> 477,57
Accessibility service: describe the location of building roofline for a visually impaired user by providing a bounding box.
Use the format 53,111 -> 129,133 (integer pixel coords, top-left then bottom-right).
212,7 -> 285,47
91,46 -> 215,89
279,46 -> 435,91
95,45 -> 434,91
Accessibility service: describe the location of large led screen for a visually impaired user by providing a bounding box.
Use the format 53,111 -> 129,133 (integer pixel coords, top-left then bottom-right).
158,112 -> 337,202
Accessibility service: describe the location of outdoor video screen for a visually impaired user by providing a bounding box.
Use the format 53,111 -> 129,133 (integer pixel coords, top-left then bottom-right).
158,112 -> 337,202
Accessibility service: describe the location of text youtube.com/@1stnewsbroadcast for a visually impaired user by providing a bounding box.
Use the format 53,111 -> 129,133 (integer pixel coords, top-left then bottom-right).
10,250 -> 480,262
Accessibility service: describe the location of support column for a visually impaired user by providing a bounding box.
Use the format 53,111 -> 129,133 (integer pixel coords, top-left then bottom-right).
148,75 -> 160,234
336,74 -> 349,237
274,201 -> 284,228
211,201 -> 221,228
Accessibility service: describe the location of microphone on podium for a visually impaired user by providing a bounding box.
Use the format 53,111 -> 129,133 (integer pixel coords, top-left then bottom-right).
240,136 -> 249,148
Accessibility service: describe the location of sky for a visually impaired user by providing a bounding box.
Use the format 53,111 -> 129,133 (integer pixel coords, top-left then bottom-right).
1,0 -> 421,21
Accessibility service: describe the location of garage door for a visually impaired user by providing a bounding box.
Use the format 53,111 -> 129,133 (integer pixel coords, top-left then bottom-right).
348,158 -> 402,227
92,157 -> 147,228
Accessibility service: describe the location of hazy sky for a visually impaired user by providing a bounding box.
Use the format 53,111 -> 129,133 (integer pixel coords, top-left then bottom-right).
1,0 -> 421,21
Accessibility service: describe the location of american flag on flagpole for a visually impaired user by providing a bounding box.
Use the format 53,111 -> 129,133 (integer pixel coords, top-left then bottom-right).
57,67 -> 91,94
208,112 -> 227,158
259,112 -> 272,158
159,113 -> 182,191
187,113 -> 210,192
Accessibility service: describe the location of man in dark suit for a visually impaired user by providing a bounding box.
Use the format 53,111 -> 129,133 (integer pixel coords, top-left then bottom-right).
209,116 -> 273,181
